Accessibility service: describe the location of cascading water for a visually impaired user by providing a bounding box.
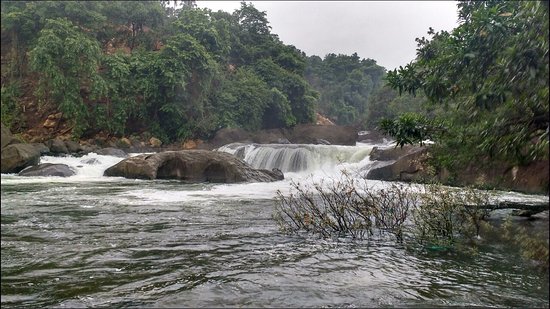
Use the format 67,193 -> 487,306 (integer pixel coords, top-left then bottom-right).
217,142 -> 376,174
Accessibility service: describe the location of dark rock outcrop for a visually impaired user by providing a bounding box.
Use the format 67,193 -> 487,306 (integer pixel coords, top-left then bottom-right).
95,147 -> 128,157
45,138 -> 69,154
1,123 -> 22,149
18,163 -> 75,177
209,124 -> 357,148
104,150 -> 283,183
287,124 -> 357,145
1,144 -> 41,173
366,145 -> 549,194
65,140 -> 82,153
357,130 -> 389,144
30,143 -> 50,155
210,128 -> 253,148
366,146 -> 430,182
80,158 -> 101,165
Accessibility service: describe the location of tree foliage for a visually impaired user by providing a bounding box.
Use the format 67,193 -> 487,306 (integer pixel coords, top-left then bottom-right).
305,53 -> 386,126
1,1 -> 317,142
384,1 -> 549,166
29,17 -> 106,138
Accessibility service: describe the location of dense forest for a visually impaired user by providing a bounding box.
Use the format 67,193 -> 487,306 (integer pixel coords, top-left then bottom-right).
1,1 -> 548,172
0,0 -> 427,143
1,1 -> 321,143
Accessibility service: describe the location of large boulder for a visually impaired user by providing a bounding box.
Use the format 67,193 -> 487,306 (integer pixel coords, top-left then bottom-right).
18,163 -> 75,177
1,144 -> 41,173
450,160 -> 549,195
209,125 -> 358,148
369,145 -> 419,161
30,143 -> 50,155
1,123 -> 22,149
104,150 -> 283,183
64,140 -> 82,153
210,128 -> 253,148
45,138 -> 69,154
366,145 -> 549,194
95,147 -> 127,157
287,124 -> 357,146
366,146 -> 430,182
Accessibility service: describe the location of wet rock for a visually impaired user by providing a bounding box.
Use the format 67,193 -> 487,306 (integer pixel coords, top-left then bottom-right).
149,137 -> 162,147
80,158 -> 101,165
366,146 -> 430,182
1,144 -> 41,173
287,124 -> 357,146
268,168 -> 284,180
95,147 -> 127,158
64,140 -> 82,153
104,150 -> 283,183
316,138 -> 331,145
30,143 -> 50,155
45,138 -> 69,154
1,123 -> 22,149
210,128 -> 252,148
18,163 -> 75,177
369,145 -> 419,162
210,124 -> 357,147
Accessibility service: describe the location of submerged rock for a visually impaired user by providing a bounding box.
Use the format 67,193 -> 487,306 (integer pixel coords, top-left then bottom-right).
104,150 -> 283,183
19,163 -> 75,177
80,158 -> 101,165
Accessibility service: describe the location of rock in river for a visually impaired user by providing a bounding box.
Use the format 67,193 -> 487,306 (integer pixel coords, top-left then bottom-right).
19,163 -> 76,177
104,150 -> 284,183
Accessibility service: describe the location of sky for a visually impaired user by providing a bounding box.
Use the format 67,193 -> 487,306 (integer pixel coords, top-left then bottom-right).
196,1 -> 460,70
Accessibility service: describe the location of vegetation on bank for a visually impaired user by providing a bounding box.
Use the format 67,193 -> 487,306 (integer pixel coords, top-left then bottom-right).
1,1 -> 319,142
381,1 -> 549,170
1,0 -> 433,144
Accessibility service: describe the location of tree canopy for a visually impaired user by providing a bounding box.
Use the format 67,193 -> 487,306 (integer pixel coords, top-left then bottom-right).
1,1 -> 316,142
383,0 -> 549,167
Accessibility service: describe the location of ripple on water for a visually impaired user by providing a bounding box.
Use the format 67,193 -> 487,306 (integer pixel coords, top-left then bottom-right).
1,170 -> 548,308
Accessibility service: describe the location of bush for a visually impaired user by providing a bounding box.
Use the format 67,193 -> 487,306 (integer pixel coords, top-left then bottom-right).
412,184 -> 493,248
0,83 -> 21,129
274,171 -> 494,247
274,171 -> 416,241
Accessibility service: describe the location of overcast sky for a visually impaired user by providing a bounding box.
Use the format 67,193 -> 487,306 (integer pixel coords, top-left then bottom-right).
196,1 -> 460,70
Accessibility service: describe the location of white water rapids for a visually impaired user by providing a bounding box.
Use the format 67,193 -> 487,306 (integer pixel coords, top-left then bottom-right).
1,142 -> 547,205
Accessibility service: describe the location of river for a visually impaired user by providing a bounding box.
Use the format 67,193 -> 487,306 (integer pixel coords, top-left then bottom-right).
1,142 -> 548,308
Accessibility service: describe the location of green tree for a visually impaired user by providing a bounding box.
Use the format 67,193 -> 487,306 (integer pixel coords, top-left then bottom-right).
29,18 -> 106,138
384,1 -> 549,166
305,53 -> 386,126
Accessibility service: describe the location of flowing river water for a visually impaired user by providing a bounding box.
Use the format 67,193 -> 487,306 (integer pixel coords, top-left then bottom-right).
1,142 -> 548,308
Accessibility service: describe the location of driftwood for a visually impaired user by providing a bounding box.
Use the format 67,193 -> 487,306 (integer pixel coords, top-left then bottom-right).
462,200 -> 549,216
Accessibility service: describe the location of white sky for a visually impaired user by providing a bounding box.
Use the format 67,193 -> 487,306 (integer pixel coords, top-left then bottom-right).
196,1 -> 460,70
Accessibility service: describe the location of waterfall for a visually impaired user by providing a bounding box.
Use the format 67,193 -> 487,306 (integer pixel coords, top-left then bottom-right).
217,142 -> 375,174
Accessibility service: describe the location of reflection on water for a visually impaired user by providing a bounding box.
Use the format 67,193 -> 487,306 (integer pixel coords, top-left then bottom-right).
1,179 -> 548,308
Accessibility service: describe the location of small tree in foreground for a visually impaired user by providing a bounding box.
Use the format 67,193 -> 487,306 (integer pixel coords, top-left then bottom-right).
274,172 -> 493,247
274,171 -> 415,241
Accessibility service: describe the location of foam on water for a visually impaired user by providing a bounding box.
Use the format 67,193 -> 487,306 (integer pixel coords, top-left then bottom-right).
1,144 -> 547,205
217,142 -> 377,174
1,152 -> 142,184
